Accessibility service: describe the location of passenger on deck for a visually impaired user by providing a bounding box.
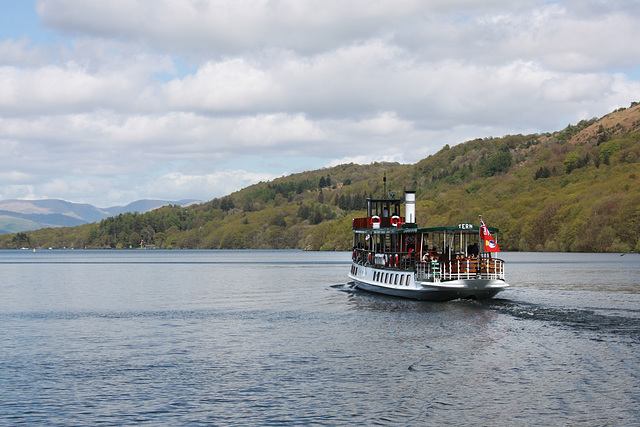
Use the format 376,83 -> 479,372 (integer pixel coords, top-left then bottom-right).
429,254 -> 440,274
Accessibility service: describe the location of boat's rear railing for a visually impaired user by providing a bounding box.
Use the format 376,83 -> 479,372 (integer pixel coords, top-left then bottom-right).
416,256 -> 505,281
474,256 -> 505,280
442,258 -> 478,281
444,256 -> 505,280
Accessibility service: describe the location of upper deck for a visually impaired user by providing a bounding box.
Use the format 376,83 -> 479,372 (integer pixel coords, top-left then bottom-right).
352,191 -> 415,231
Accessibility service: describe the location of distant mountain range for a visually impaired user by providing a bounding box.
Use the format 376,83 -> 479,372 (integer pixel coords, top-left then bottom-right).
0,199 -> 201,234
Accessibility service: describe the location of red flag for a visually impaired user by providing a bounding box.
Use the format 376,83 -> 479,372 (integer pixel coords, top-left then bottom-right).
480,218 -> 500,252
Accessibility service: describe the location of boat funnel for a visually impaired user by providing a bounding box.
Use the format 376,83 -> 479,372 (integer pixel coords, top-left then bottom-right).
405,191 -> 416,224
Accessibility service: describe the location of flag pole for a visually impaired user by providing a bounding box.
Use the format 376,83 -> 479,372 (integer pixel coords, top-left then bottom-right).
478,215 -> 482,254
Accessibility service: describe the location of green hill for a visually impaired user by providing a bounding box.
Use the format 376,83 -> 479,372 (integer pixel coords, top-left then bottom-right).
2,103 -> 639,252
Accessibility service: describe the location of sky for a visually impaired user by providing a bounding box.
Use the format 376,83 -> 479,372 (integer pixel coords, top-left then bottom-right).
1,0 -> 640,207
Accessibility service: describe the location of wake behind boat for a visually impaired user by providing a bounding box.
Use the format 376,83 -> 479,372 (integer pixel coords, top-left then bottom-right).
348,190 -> 509,301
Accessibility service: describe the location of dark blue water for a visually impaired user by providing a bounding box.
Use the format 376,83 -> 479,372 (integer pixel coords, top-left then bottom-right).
1,250 -> 639,425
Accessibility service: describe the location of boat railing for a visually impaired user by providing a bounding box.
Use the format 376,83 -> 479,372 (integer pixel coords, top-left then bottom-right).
474,256 -> 505,280
415,261 -> 441,281
352,248 -> 414,270
415,255 -> 505,281
353,249 -> 505,281
442,256 -> 505,281
352,216 -> 406,230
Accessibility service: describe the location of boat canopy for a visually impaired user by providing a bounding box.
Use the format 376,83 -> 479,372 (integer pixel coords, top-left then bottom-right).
419,224 -> 499,233
352,224 -> 498,234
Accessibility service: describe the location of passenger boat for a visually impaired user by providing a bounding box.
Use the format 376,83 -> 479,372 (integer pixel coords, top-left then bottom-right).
348,191 -> 509,301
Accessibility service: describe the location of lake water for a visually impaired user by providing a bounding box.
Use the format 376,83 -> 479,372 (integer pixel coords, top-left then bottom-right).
1,250 -> 639,425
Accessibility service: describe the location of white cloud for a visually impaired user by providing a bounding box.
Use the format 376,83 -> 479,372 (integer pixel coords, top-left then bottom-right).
0,170 -> 33,183
231,114 -> 326,147
0,184 -> 38,201
346,112 -> 414,137
145,170 -> 281,202
163,59 -> 278,112
0,39 -> 50,66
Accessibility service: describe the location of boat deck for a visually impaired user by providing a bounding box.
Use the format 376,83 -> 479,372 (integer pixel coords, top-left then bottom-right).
352,248 -> 505,282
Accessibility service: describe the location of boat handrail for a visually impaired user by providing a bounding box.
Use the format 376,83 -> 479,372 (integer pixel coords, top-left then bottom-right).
352,216 -> 406,230
440,256 -> 505,281
352,248 -> 415,270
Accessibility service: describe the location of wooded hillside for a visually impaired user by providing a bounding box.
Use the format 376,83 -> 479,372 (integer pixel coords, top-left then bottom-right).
3,103 -> 639,252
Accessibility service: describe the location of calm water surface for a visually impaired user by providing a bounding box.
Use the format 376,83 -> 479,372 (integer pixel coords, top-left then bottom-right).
1,250 -> 639,425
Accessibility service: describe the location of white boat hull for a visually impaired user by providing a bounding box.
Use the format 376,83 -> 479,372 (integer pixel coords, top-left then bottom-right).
348,262 -> 508,301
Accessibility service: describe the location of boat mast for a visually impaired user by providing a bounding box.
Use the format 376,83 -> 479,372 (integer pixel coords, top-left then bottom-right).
383,172 -> 387,197
478,214 -> 482,253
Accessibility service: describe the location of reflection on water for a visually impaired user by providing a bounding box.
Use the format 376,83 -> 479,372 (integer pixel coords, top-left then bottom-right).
1,250 -> 639,425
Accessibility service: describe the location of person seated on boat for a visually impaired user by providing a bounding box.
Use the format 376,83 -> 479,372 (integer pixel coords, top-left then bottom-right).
429,255 -> 440,273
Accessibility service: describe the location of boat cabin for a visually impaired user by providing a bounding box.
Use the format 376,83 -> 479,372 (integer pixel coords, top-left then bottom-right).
352,196 -> 405,230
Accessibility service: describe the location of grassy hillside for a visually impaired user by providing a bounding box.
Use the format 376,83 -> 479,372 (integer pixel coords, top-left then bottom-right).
2,103 -> 639,252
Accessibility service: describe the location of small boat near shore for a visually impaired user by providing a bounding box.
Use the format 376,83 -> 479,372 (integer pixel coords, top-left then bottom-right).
348,190 -> 509,301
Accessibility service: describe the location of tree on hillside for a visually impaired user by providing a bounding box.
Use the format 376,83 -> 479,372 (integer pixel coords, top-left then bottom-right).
297,203 -> 311,220
270,213 -> 287,228
220,197 -> 235,211
534,166 -> 551,180
599,141 -> 620,165
129,232 -> 141,247
12,232 -> 30,248
480,151 -> 512,177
